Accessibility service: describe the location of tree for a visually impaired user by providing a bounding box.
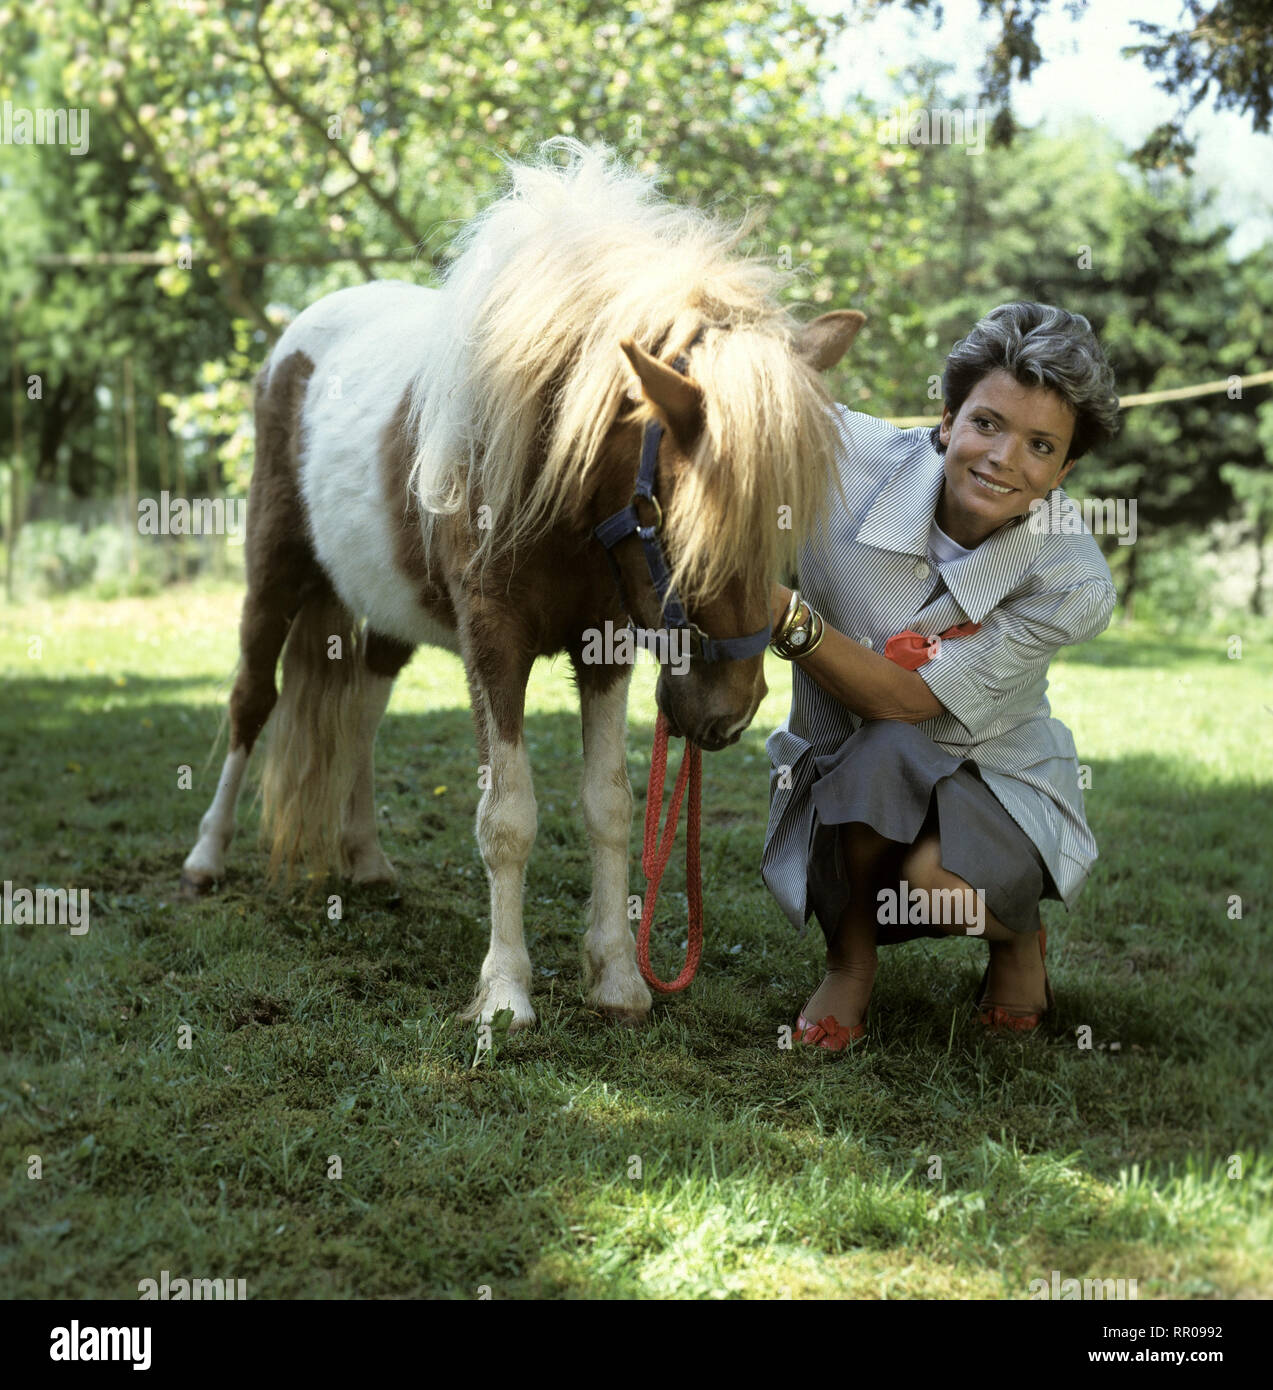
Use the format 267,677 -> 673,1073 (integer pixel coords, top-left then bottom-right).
3,0 -> 933,510
859,0 -> 1273,170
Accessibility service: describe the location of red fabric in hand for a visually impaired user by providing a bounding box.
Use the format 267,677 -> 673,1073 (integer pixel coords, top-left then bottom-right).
883,621 -> 982,671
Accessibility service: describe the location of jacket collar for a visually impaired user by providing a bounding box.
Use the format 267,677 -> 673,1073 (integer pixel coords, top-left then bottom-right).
853,433 -> 1045,623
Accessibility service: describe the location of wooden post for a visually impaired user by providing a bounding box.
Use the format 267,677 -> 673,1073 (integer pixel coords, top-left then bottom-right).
156,394 -> 171,584
207,433 -> 221,581
1253,512 -> 1267,618
123,355 -> 138,577
6,345 -> 22,603
173,428 -> 189,583
155,395 -> 169,493
111,365 -> 125,553
1123,541 -> 1137,623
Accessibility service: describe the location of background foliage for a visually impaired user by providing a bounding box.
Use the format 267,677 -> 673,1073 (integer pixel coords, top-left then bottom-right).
1,0 -> 1270,620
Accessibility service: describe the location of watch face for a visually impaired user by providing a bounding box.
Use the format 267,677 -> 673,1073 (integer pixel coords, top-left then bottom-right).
791,629 -> 807,646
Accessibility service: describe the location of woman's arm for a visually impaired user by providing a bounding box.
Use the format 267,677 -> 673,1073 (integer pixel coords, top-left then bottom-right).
769,583 -> 945,725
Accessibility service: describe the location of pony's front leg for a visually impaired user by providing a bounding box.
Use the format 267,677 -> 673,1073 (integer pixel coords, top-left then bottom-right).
459,703 -> 539,1032
577,664 -> 652,1024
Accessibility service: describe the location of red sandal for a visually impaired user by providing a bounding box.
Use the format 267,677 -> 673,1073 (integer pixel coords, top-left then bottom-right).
975,924 -> 1054,1036
793,1012 -> 866,1051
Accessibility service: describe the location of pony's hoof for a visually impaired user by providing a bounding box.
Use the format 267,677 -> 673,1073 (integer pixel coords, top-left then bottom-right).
179,868 -> 217,898
343,839 -> 397,884
349,855 -> 397,888
458,989 -> 536,1035
584,972 -> 653,1024
464,1010 -> 535,1037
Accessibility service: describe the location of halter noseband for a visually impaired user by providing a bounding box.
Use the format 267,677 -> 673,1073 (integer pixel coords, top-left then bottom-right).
592,350 -> 771,664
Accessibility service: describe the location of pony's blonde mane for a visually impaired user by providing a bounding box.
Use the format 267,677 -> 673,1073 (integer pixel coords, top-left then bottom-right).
408,137 -> 843,610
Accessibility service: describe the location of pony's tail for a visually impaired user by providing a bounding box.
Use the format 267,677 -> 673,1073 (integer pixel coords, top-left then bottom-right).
259,588 -> 364,887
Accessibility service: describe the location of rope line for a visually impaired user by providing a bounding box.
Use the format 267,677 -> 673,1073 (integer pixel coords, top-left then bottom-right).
634,711 -> 703,994
885,367 -> 1273,428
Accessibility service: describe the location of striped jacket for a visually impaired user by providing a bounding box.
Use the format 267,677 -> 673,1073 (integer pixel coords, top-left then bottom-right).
761,406 -> 1117,934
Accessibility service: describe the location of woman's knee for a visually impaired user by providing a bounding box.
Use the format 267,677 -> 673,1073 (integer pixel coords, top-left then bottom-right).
899,831 -> 945,888
839,821 -> 894,877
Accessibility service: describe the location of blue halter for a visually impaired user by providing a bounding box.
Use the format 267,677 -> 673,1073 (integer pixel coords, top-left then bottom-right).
592,352 -> 772,664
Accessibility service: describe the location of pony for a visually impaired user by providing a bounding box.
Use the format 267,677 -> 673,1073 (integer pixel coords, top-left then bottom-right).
180,137 -> 863,1031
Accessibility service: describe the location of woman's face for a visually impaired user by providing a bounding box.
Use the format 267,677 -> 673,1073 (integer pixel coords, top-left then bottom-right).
935,369 -> 1077,548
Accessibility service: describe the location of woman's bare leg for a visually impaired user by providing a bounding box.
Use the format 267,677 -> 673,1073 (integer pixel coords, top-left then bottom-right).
799,822 -> 898,1029
899,831 -> 1048,1013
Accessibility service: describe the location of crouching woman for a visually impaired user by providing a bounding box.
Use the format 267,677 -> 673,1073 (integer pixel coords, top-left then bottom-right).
761,301 -> 1120,1047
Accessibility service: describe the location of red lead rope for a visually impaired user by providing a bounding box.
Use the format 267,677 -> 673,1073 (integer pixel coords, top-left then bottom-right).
635,711 -> 703,993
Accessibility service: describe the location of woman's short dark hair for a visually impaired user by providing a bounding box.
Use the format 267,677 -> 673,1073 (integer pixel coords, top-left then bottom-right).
929,301 -> 1121,463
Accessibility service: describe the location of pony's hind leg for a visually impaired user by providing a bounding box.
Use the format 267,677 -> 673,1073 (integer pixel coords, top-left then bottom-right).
180,582 -> 296,895
340,629 -> 415,886
181,351 -> 317,896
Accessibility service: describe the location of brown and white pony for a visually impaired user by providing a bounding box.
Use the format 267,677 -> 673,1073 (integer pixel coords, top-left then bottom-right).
180,138 -> 862,1030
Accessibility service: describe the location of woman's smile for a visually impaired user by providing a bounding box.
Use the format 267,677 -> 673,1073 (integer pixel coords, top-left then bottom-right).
969,469 -> 1017,496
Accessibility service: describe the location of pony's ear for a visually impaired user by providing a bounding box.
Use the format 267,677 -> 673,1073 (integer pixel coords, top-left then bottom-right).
792,310 -> 866,370
619,339 -> 703,450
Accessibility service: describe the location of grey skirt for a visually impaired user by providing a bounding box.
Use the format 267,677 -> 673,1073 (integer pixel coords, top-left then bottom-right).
805,719 -> 1060,945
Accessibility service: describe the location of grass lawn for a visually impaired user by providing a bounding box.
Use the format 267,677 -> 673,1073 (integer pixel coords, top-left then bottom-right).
1,584 -> 1270,1299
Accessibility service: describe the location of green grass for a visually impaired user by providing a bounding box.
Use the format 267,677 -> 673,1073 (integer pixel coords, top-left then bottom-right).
1,585 -> 1270,1298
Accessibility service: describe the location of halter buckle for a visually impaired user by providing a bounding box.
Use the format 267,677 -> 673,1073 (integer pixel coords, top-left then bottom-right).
682,621 -> 710,659
631,491 -> 662,533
